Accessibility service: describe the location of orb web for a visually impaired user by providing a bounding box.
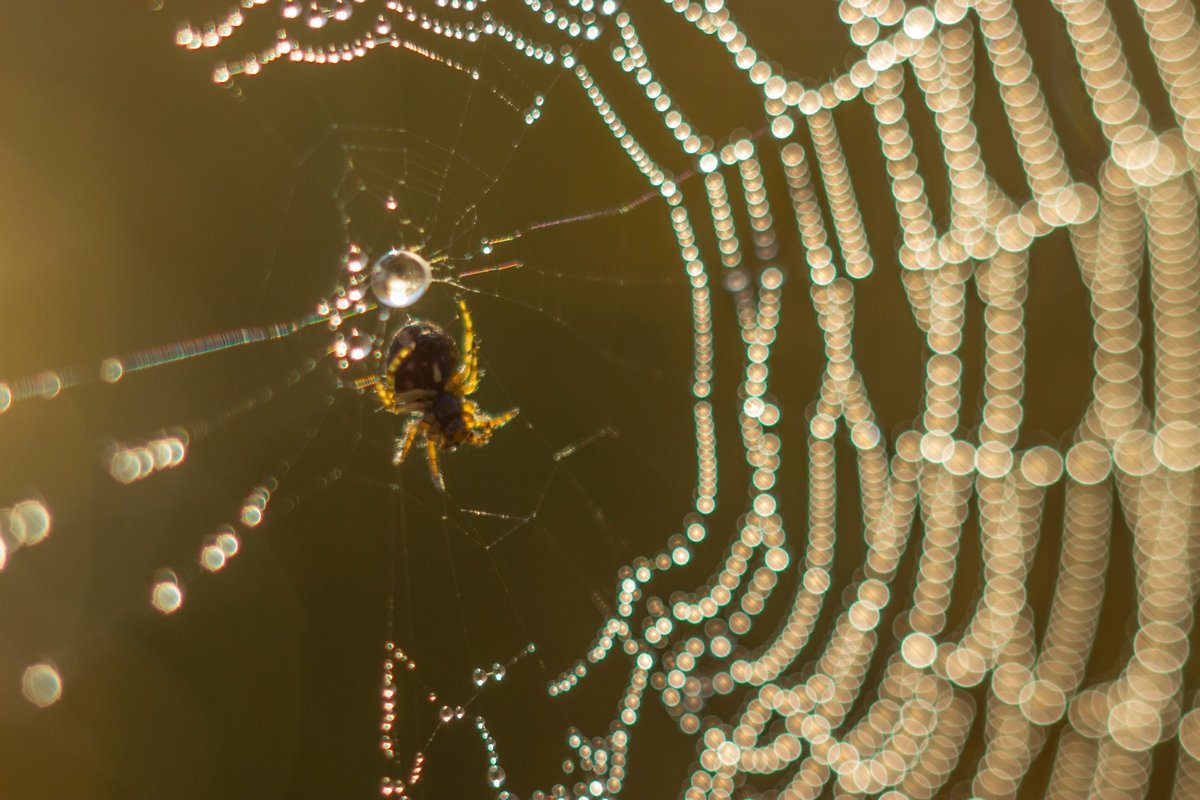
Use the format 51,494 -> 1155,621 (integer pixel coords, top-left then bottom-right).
2,1 -> 1200,799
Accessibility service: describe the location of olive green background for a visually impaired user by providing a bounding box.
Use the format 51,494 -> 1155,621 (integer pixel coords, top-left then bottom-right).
0,2 -> 1182,798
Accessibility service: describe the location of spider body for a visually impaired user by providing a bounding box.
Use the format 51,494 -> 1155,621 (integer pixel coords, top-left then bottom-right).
429,392 -> 468,439
369,298 -> 517,492
385,322 -> 457,396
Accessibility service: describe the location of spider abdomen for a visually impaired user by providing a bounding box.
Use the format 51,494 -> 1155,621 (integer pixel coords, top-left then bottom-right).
388,321 -> 458,394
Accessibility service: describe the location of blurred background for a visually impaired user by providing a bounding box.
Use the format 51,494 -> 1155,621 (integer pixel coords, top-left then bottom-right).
0,1 -> 1187,798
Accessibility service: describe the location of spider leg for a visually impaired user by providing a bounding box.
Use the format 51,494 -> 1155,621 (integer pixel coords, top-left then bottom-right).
374,381 -> 433,415
464,403 -> 520,447
353,375 -> 380,392
387,340 -> 416,380
447,296 -> 482,396
393,418 -> 422,466
374,381 -> 400,412
393,388 -> 435,407
424,435 -> 446,493
487,406 -> 520,432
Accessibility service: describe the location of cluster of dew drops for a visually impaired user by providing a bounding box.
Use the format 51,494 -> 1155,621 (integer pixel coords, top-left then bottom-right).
322,245 -> 436,371
379,642 -> 536,799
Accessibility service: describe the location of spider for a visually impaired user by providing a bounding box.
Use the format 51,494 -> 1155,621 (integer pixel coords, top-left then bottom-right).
365,297 -> 518,492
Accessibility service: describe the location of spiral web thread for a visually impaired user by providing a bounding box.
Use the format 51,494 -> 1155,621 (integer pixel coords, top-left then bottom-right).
166,0 -> 1200,797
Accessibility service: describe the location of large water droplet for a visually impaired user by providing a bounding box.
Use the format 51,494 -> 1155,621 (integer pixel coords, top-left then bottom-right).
151,571 -> 184,614
370,249 -> 432,309
487,765 -> 506,788
22,662 -> 62,708
8,500 -> 51,546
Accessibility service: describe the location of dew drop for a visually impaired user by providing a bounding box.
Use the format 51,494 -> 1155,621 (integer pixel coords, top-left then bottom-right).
100,357 -> 125,383
22,662 -> 62,708
151,572 -> 184,614
487,765 -> 506,788
9,500 -> 51,546
216,530 -> 240,556
199,543 -> 227,571
370,249 -> 433,309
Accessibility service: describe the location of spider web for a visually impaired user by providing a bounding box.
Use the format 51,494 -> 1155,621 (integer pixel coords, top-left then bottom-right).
2,1 -> 1200,799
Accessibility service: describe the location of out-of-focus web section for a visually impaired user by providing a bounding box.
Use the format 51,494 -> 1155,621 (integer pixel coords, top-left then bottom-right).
0,311 -> 329,413
538,1 -> 1200,799
152,0 -> 1200,797
9,0 -> 1200,798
